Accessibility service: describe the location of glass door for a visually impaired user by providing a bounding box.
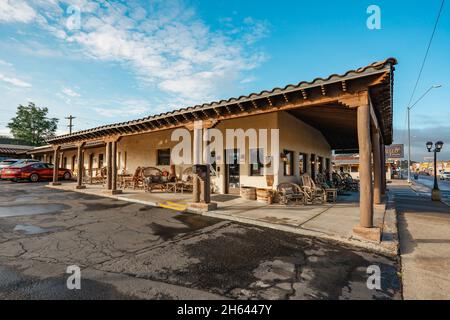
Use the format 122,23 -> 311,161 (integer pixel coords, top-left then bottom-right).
226,149 -> 240,194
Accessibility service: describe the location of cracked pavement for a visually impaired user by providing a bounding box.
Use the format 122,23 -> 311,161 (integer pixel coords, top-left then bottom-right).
0,181 -> 401,299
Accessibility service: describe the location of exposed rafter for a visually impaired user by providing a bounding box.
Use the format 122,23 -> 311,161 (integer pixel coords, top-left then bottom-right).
301,89 -> 307,100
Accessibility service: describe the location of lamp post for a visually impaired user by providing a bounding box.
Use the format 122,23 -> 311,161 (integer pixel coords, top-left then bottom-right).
426,141 -> 444,201
407,85 -> 442,183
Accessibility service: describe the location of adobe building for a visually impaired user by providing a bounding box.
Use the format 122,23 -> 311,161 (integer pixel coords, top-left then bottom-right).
34,58 -> 397,238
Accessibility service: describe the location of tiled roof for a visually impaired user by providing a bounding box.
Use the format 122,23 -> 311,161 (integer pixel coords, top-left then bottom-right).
48,58 -> 396,145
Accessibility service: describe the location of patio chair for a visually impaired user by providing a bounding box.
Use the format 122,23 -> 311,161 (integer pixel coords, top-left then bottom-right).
90,167 -> 107,185
178,167 -> 194,193
122,167 -> 142,189
332,172 -> 346,194
142,167 -> 166,192
276,182 -> 305,205
316,173 -> 338,203
301,173 -> 326,204
342,173 -> 359,191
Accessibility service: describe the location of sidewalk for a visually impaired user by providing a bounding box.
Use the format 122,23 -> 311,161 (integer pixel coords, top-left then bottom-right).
390,180 -> 450,299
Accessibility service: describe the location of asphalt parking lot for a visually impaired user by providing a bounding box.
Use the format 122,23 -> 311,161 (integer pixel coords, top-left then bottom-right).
0,181 -> 401,299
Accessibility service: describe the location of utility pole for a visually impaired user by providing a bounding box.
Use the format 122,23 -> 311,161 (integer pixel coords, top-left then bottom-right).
65,115 -> 76,134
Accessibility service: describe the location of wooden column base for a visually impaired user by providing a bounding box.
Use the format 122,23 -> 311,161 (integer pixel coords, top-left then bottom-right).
187,202 -> 218,213
353,225 -> 381,242
103,190 -> 123,195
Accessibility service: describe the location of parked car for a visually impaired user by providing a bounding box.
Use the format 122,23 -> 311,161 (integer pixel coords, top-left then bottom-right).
440,171 -> 450,180
0,159 -> 20,170
0,159 -> 19,179
0,162 -> 72,182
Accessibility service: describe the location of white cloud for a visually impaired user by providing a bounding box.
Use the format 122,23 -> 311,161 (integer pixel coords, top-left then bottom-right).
93,99 -> 151,118
0,59 -> 12,66
62,87 -> 80,97
0,73 -> 32,87
10,0 -> 269,107
0,0 -> 37,23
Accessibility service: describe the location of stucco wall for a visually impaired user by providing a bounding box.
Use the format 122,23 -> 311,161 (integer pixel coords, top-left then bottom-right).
277,111 -> 332,184
37,110 -> 332,192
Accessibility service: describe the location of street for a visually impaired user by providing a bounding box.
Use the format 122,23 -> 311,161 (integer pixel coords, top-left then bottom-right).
415,175 -> 450,202
0,181 -> 401,299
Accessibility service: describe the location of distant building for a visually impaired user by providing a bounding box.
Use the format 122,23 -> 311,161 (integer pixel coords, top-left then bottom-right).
0,137 -> 35,161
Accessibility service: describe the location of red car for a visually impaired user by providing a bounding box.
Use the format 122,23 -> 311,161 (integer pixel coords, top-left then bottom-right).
0,162 -> 72,182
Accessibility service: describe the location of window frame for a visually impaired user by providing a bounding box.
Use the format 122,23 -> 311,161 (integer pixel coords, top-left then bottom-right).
157,148 -> 171,166
249,148 -> 264,176
283,149 -> 294,176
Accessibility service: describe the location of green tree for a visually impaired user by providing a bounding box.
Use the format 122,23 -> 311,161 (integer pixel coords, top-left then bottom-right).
7,102 -> 58,146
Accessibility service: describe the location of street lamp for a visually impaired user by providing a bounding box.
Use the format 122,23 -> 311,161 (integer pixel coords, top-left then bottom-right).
426,140 -> 444,201
407,84 -> 442,183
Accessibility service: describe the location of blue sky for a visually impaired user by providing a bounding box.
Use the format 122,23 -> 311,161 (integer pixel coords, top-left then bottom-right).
0,0 -> 449,160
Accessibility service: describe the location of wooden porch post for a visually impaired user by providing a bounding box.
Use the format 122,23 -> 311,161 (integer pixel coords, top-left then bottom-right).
380,140 -> 386,195
103,138 -> 122,195
357,104 -> 373,227
193,121 -> 202,203
76,142 -> 86,189
353,102 -> 381,241
106,141 -> 112,190
110,140 -> 122,194
51,146 -> 61,186
372,129 -> 382,204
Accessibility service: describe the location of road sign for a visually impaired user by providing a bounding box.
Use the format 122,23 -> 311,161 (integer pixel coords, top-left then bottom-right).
385,144 -> 404,159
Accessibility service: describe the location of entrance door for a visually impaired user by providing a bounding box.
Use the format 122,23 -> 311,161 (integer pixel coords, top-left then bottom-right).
225,149 -> 240,194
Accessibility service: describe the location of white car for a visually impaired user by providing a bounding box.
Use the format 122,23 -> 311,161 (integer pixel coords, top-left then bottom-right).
440,171 -> 450,180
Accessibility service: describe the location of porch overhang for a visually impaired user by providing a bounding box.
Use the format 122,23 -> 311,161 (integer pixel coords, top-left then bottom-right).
47,58 -> 396,149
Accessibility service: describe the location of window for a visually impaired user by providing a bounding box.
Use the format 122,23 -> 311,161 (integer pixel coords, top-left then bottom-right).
157,148 -> 171,166
299,153 -> 307,175
209,150 -> 217,176
310,154 -> 316,179
249,148 -> 264,176
318,156 -> 324,173
63,157 -> 67,169
283,150 -> 294,176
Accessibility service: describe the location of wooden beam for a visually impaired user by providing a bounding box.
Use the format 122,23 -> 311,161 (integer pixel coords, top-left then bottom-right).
267,97 -> 274,108
301,89 -> 307,100
237,103 -> 245,112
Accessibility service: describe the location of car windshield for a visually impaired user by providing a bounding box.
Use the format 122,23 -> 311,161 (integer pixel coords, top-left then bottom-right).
10,163 -> 33,168
0,160 -> 18,165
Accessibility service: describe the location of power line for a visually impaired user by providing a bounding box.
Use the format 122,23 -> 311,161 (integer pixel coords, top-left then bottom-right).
406,0 -> 445,109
